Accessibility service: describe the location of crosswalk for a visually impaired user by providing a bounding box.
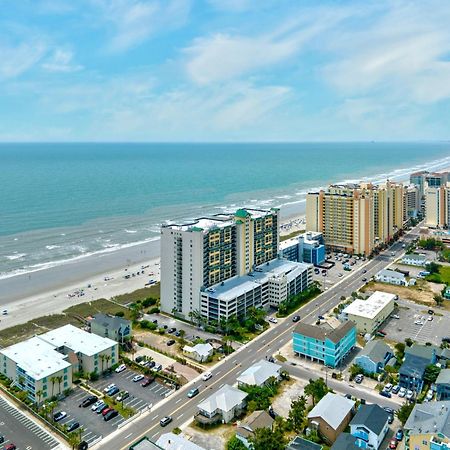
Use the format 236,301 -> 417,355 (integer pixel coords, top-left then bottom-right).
0,395 -> 60,449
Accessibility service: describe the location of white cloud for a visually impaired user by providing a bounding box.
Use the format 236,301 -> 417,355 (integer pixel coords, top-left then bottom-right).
92,0 -> 191,52
184,7 -> 351,85
41,49 -> 83,73
0,39 -> 46,80
322,1 -> 450,104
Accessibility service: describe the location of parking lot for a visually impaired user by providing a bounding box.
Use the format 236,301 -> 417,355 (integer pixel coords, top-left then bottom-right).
0,394 -> 62,450
382,299 -> 450,345
55,367 -> 172,446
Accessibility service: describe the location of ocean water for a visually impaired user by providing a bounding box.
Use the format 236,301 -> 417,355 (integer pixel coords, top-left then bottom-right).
1,142 -> 450,278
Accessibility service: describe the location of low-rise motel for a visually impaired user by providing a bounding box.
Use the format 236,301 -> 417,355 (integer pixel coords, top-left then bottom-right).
0,324 -> 118,403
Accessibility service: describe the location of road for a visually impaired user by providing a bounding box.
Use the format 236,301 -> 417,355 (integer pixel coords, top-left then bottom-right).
97,226 -> 420,450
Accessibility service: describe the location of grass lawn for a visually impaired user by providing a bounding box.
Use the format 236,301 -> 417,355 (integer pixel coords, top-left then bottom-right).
427,266 -> 450,285
280,230 -> 305,242
64,298 -> 131,319
112,284 -> 160,305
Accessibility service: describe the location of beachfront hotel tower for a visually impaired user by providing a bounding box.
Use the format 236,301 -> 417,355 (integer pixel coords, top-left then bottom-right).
306,181 -> 405,256
160,208 -> 279,320
425,183 -> 450,228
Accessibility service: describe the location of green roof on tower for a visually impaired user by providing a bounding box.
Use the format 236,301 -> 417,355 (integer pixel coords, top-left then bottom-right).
235,209 -> 251,218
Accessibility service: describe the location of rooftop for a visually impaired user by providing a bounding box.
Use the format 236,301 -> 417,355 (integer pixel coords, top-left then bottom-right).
343,291 -> 395,319
436,369 -> 450,385
91,313 -> 130,329
198,384 -> 247,414
294,321 -> 355,344
155,433 -> 205,450
377,269 -> 406,279
350,404 -> 389,435
307,392 -> 355,430
357,340 -> 392,364
399,354 -> 429,378
405,344 -> 440,361
330,433 -> 358,450
404,401 -> 450,437
403,253 -> 427,261
182,343 -> 213,358
39,324 -> 117,357
237,359 -> 281,386
236,410 -> 274,439
287,436 -> 323,450
0,336 -> 71,381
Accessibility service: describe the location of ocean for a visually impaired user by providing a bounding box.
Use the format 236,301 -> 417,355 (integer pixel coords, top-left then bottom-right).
1,142 -> 450,279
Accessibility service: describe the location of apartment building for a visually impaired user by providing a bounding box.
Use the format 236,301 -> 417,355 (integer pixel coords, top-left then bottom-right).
0,324 -> 118,403
200,259 -> 312,323
341,291 -> 395,334
160,208 -> 279,319
425,183 -> 450,228
292,321 -> 356,368
404,184 -> 420,219
280,231 -> 326,265
306,181 -> 404,256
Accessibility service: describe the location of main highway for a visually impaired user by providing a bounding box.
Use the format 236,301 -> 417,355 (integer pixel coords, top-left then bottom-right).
97,225 -> 420,450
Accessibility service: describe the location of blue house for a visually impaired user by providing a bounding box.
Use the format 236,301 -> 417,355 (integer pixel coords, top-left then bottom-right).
399,345 -> 438,392
354,340 -> 393,374
436,369 -> 450,401
293,321 -> 356,368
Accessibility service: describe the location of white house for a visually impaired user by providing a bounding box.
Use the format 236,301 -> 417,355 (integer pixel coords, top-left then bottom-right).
196,384 -> 247,424
182,343 -> 213,362
350,404 -> 390,449
374,269 -> 408,286
156,433 -> 206,450
401,253 -> 428,267
237,359 -> 281,387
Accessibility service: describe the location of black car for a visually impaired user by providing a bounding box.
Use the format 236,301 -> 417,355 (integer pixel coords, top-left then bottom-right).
428,309 -> 435,315
292,315 -> 300,322
160,416 -> 172,427
104,409 -> 119,422
67,422 -> 80,433
147,360 -> 156,368
380,390 -> 392,398
166,339 -> 176,346
168,327 -> 176,333
0,436 -> 4,443
443,337 -> 450,344
383,406 -> 394,414
79,395 -> 98,408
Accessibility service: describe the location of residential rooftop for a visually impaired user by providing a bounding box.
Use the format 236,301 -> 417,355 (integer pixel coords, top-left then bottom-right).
197,384 -> 247,414
343,291 -> 395,319
237,359 -> 281,386
436,369 -> 450,385
236,410 -> 274,439
39,324 -> 117,357
91,313 -> 130,329
404,401 -> 450,437
307,392 -> 355,429
357,340 -> 392,364
351,404 -> 389,435
155,433 -> 206,450
377,269 -> 406,279
287,436 -> 323,450
182,343 -> 213,358
294,321 -> 355,344
0,336 -> 71,381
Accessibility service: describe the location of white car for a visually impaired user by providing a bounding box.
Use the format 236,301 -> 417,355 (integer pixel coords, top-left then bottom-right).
392,314 -> 400,319
398,387 -> 406,398
202,372 -> 212,381
425,389 -> 434,401
115,364 -> 126,373
384,383 -> 393,392
428,316 -> 433,321
414,320 -> 424,326
132,374 -> 144,382
268,317 -> 278,324
91,400 -> 103,411
406,390 -> 414,400
103,383 -> 116,393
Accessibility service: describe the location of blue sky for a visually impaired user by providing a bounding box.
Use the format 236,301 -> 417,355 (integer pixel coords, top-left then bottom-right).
1,0 -> 450,142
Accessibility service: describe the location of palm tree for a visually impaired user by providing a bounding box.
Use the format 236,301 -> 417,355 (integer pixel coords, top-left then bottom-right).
103,355 -> 111,372
99,354 -> 106,373
56,375 -> 63,396
35,389 -> 43,405
50,376 -> 58,398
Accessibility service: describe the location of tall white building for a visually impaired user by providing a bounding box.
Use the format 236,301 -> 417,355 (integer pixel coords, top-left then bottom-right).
160,208 -> 279,320
425,183 -> 450,228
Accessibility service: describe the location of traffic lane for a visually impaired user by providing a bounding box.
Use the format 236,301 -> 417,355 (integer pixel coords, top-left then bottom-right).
0,395 -> 60,450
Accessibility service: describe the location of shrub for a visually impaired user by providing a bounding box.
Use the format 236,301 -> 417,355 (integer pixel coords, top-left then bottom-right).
140,320 -> 157,331
149,307 -> 160,314
115,311 -> 125,317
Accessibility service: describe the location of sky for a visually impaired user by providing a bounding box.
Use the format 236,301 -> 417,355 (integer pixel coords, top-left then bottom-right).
1,0 -> 450,142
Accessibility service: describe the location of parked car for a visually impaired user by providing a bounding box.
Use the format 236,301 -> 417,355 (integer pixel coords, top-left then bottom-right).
414,320 -> 424,326
91,400 -> 104,411
268,317 -> 278,324
79,395 -> 98,408
5,444 -> 16,450
396,429 -> 404,441
107,386 -> 120,396
53,411 -> 67,422
116,391 -> 129,402
389,439 -> 398,449
380,390 -> 392,398
428,309 -> 435,315
160,416 -> 172,427
0,436 -> 4,443
392,385 -> 400,394
166,339 -> 176,346
443,337 -> 450,344
425,389 -> 434,401
96,404 -> 109,414
398,387 -> 407,398
406,390 -> 414,400
67,422 -> 80,433
392,314 -> 400,319
187,388 -> 199,398
384,383 -> 393,392
202,372 -> 212,381
115,364 -> 126,373
168,327 -> 176,333
132,374 -> 145,382
354,374 -> 364,384
292,315 -> 300,322
104,409 -> 119,422
428,316 -> 433,321
102,407 -> 113,417
141,376 -> 155,387
103,383 -> 116,393
362,278 -> 367,282
153,363 -> 163,371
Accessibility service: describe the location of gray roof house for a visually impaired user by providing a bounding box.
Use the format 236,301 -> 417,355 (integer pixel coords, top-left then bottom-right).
307,393 -> 355,444
182,343 -> 214,362
404,401 -> 450,447
236,410 -> 274,447
349,404 -> 390,449
436,369 -> 450,401
237,359 -> 281,387
354,340 -> 393,374
196,384 -> 247,424
90,313 -> 132,343
287,436 -> 323,450
374,269 -> 407,286
155,433 -> 206,450
331,433 -> 358,449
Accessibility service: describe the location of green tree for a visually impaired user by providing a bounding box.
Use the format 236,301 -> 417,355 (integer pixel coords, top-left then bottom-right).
226,436 -> 247,450
50,376 -> 58,397
35,389 -> 43,405
304,378 -> 329,406
424,365 -> 441,384
405,337 -> 414,347
130,303 -> 142,321
289,395 -> 307,433
434,294 -> 444,306
349,364 -> 362,380
250,427 -> 287,450
427,262 -> 441,274
395,342 -> 406,360
396,402 -> 415,425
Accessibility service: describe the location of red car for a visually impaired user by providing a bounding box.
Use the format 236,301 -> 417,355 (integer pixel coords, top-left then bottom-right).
102,407 -> 113,416
389,439 -> 398,449
5,444 -> 17,450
